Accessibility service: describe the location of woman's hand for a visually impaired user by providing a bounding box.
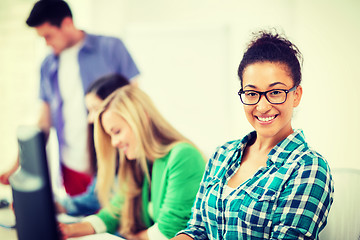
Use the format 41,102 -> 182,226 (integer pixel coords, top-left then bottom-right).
58,222 -> 96,239
0,171 -> 12,185
124,230 -> 149,240
0,161 -> 19,185
58,222 -> 70,240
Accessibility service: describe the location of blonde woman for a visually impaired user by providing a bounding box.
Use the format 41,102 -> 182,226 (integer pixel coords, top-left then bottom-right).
60,86 -> 206,240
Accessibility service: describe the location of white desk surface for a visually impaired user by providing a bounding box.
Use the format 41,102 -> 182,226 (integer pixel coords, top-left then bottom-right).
0,208 -> 17,239
0,184 -> 17,239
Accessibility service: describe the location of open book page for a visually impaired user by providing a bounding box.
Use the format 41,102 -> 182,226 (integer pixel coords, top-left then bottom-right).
68,233 -> 125,240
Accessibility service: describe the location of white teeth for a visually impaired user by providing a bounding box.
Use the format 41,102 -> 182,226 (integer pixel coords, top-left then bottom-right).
258,116 -> 275,122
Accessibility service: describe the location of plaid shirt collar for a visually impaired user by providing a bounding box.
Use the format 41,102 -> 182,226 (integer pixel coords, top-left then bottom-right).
222,129 -> 306,179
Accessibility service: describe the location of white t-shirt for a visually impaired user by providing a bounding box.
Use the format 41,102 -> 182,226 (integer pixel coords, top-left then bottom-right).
58,40 -> 90,173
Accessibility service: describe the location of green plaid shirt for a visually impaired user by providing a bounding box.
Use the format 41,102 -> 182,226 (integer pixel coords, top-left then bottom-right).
179,129 -> 334,239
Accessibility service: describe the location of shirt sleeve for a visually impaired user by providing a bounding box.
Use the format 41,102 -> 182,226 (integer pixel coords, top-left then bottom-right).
39,55 -> 55,102
176,148 -> 218,240
82,215 -> 107,234
94,193 -> 125,234
270,155 -> 334,239
155,144 -> 205,239
111,38 -> 140,81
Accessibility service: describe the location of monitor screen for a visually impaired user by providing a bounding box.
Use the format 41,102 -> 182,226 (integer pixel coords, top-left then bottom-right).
9,126 -> 60,240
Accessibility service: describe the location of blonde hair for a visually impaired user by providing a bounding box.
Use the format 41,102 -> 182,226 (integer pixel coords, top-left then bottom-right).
94,85 -> 197,235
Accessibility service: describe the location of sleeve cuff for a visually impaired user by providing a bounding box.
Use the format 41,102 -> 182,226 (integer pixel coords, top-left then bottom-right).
147,223 -> 169,240
82,215 -> 107,234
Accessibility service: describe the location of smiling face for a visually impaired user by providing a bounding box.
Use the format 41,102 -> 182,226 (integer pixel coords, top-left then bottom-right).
101,109 -> 137,160
242,61 -> 302,143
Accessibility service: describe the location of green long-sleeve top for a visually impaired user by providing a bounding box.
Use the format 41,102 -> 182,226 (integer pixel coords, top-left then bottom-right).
95,142 -> 206,238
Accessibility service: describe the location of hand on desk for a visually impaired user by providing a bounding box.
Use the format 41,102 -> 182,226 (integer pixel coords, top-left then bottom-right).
59,221 -> 95,239
122,230 -> 149,240
0,160 -> 19,185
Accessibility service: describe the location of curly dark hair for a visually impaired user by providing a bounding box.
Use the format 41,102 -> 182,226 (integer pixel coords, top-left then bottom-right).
238,29 -> 303,88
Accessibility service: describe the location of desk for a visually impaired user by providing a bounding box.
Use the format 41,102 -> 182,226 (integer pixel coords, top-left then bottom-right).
0,205 -> 17,240
0,207 -> 124,240
0,185 -> 17,239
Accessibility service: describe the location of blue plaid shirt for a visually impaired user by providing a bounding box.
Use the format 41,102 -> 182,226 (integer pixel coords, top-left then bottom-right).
178,129 -> 334,239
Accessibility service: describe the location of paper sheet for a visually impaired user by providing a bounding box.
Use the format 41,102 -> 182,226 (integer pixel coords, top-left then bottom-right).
68,233 -> 125,240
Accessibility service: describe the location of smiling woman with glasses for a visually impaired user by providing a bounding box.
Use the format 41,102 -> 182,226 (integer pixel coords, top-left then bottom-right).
173,29 -> 334,240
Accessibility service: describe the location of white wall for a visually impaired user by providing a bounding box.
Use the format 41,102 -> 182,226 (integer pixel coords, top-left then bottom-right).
292,1 -> 360,170
0,0 -> 41,177
79,0 -> 360,168
1,0 -> 359,179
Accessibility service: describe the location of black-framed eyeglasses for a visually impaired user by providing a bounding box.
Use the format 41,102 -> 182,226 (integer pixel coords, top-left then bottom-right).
238,86 -> 297,105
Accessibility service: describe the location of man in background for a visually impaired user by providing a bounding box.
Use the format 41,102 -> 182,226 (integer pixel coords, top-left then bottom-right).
0,0 -> 139,196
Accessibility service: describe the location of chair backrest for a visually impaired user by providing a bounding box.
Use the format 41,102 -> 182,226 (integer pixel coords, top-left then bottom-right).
319,168 -> 360,240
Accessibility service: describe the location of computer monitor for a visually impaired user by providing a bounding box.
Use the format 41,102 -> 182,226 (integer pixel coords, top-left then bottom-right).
9,126 -> 60,240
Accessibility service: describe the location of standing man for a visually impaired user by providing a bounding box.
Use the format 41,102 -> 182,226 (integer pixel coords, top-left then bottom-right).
0,0 -> 140,196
